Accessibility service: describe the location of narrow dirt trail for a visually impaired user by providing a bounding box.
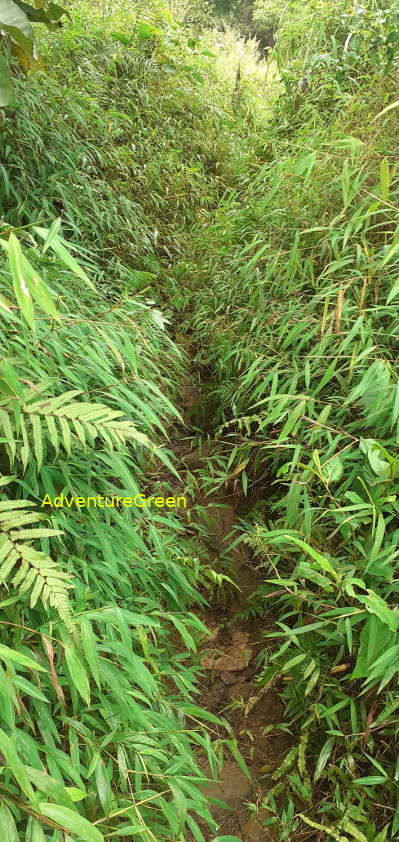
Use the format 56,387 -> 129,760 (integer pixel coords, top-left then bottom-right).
185,479 -> 289,842
158,364 -> 291,841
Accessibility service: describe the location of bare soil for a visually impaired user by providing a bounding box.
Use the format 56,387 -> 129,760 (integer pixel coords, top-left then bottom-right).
194,536 -> 290,842
151,375 -> 290,841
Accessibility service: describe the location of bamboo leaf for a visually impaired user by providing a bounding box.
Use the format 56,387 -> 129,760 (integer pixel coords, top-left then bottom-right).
380,158 -> 390,201
64,645 -> 90,705
0,55 -> 15,106
0,802 -> 18,842
373,99 -> 399,121
0,727 -> 35,801
38,804 -> 104,842
33,227 -> 96,291
80,618 -> 101,690
8,233 -> 35,328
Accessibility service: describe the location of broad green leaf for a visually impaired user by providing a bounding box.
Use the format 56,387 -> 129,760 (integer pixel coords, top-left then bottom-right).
137,20 -> 160,39
0,0 -> 33,39
353,775 -> 387,786
41,216 -> 61,254
322,455 -> 344,484
387,277 -> 399,303
14,675 -> 49,702
364,441 -> 390,477
0,358 -> 23,397
13,0 -> 68,25
65,787 -> 86,802
110,30 -> 131,45
38,804 -> 104,842
272,534 -> 338,580
21,253 -> 60,321
355,590 -> 399,633
95,759 -> 114,815
342,159 -> 350,206
4,23 -> 33,56
345,616 -> 352,655
314,738 -> 334,780
0,55 -> 15,107
382,233 -> 399,267
26,816 -> 46,842
27,767 -> 75,809
0,643 -> 47,672
64,645 -> 90,705
0,802 -> 18,842
166,614 -> 195,651
282,652 -> 307,672
8,233 -> 34,328
169,783 -> 187,834
226,738 -> 251,781
380,158 -> 390,201
374,828 -> 389,842
80,618 -> 101,689
33,227 -> 96,291
102,826 -> 145,837
0,727 -> 35,800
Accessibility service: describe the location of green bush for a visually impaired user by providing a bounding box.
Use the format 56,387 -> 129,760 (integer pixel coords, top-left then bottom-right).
180,0 -> 399,839
0,2 -> 245,838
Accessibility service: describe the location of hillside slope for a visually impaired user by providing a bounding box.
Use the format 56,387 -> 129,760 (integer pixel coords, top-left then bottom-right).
1,0 -> 399,841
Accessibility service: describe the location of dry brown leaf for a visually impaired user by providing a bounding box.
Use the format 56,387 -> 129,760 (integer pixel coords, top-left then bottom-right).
42,635 -> 66,708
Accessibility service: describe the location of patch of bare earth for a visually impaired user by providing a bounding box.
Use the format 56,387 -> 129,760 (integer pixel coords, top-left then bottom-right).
150,374 -> 290,840
195,584 -> 289,842
183,455 -> 289,840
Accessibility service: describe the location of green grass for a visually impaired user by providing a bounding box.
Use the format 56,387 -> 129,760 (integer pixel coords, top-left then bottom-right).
177,1 -> 399,839
3,0 -> 399,839
0,2 -> 251,839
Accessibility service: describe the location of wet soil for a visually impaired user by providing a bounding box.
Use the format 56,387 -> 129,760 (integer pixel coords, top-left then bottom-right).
194,536 -> 290,842
161,381 -> 291,841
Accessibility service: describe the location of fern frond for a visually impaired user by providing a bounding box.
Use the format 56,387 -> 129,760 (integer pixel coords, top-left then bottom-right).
0,502 -> 74,632
0,409 -> 16,466
0,500 -> 36,512
0,391 -> 150,472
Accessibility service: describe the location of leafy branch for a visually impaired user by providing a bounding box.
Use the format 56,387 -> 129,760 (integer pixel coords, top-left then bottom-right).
0,1 -> 69,106
0,499 -> 74,630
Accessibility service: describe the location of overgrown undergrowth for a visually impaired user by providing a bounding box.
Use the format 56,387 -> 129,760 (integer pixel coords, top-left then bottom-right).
0,2 -> 253,839
2,0 -> 399,840
180,1 -> 399,839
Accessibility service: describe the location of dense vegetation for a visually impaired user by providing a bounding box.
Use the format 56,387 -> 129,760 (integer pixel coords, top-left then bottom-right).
185,2 -> 399,839
0,3 -> 240,840
2,0 -> 399,840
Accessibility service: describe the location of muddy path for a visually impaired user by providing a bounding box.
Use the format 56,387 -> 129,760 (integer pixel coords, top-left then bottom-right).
194,537 -> 290,842
154,370 -> 291,841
